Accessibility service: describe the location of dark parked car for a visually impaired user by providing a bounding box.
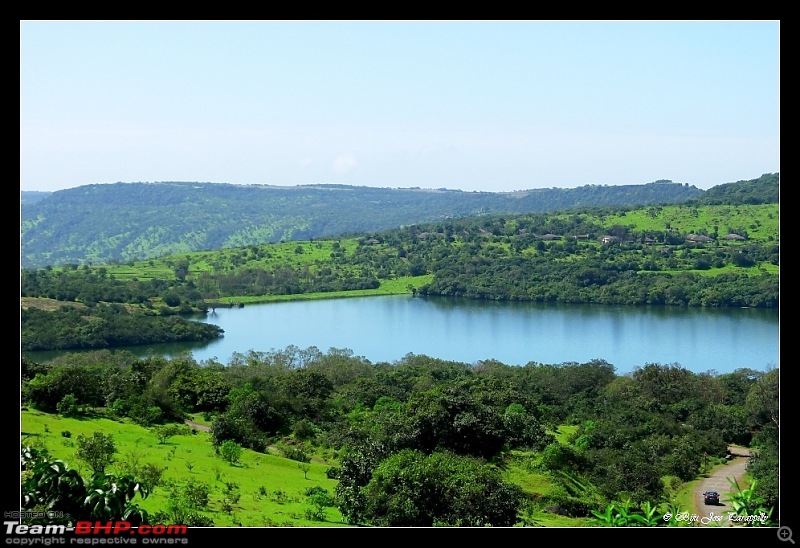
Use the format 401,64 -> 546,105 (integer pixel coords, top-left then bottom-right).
703,491 -> 720,505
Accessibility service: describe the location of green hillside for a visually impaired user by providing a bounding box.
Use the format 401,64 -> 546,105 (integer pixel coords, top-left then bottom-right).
21,178 -> 709,268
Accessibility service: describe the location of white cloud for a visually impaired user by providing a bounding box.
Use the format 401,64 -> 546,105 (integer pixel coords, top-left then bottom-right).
332,153 -> 357,174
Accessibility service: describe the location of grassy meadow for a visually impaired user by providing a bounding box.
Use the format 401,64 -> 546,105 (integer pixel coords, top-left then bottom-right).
21,410 -> 347,527
95,239 -> 365,283
210,275 -> 434,305
597,203 -> 779,243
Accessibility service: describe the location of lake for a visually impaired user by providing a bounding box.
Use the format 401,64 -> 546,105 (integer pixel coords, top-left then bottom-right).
55,295 -> 779,376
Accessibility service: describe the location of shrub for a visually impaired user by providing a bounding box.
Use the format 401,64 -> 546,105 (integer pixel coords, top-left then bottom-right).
138,463 -> 167,491
220,440 -> 243,466
591,499 -> 663,527
162,292 -> 181,307
151,499 -> 214,527
325,466 -> 341,480
292,419 -> 319,441
56,394 -> 79,417
223,481 -> 241,506
75,432 -> 116,474
153,424 -> 185,444
305,486 -> 334,508
183,480 -> 210,510
278,444 -> 310,463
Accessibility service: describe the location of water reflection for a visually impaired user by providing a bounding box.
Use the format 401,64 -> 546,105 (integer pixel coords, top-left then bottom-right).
24,296 -> 779,375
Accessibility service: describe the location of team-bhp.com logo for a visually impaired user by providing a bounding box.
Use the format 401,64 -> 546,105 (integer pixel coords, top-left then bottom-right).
5,520 -> 188,544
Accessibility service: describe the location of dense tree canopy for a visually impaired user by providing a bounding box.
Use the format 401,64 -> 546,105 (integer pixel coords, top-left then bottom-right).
20,347 -> 779,525
21,304 -> 223,351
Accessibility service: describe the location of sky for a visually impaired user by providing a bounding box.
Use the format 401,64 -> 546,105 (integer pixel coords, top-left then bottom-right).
20,20 -> 780,193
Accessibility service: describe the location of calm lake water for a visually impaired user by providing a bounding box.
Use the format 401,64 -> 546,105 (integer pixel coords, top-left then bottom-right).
36,295 -> 777,376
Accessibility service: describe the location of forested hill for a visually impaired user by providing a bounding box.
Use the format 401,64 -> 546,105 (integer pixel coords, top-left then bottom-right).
20,174 -> 774,268
20,191 -> 52,205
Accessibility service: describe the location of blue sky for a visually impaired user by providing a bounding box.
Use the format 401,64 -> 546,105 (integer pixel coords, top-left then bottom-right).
20,20 -> 779,193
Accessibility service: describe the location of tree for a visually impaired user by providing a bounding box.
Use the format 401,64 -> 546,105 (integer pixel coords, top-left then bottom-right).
745,368 -> 779,430
407,379 -> 512,459
744,368 -> 779,513
152,424 -> 185,444
162,291 -> 182,307
356,449 -> 524,526
502,402 -> 552,450
219,440 -> 243,466
280,368 -> 334,422
75,432 -> 117,474
747,432 -> 779,513
173,259 -> 190,281
23,363 -> 106,412
56,394 -> 80,416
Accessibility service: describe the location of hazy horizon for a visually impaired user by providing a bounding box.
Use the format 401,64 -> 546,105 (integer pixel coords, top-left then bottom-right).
21,21 -> 779,193
19,174 -> 773,196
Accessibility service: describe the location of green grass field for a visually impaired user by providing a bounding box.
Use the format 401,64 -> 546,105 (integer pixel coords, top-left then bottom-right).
100,239 -> 365,282
210,275 -> 434,305
21,410 -> 347,527
597,204 -> 779,243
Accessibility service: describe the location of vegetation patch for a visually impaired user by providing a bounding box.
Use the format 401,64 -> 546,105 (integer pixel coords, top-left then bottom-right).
21,410 -> 345,527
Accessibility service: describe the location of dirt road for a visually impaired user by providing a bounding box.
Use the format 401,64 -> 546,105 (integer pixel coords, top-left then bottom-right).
185,419 -> 211,432
693,447 -> 751,527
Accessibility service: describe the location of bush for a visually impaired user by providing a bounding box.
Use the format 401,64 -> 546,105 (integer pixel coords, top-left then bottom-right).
61,430 -> 72,438
348,449 -> 524,527
223,481 -> 240,504
278,444 -> 310,463
540,443 -> 579,472
162,292 -> 181,307
151,501 -> 214,527
153,424 -> 186,444
547,491 -> 595,518
138,463 -> 167,491
183,480 -> 210,510
220,440 -> 243,466
75,432 -> 116,474
305,486 -> 334,508
56,394 -> 79,417
304,506 -> 325,521
726,478 -> 775,526
325,466 -> 341,480
210,413 -> 269,453
292,419 -> 319,441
